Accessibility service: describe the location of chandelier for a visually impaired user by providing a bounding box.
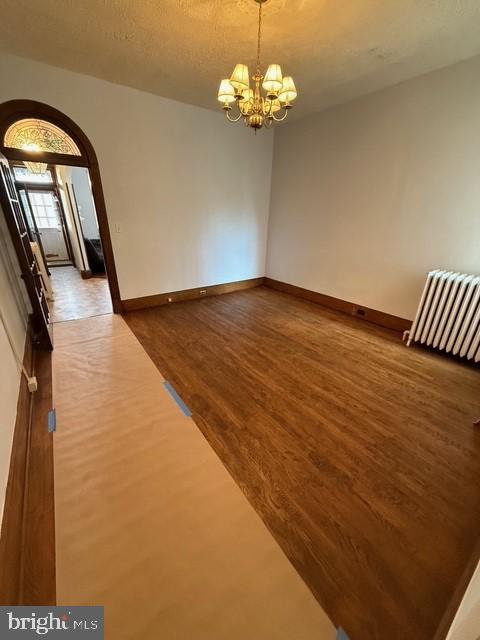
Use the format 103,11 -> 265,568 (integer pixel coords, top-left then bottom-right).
217,0 -> 297,131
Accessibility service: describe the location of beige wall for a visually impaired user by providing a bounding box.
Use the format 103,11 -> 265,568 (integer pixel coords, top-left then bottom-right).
0,50 -> 272,519
0,52 -> 273,300
267,55 -> 480,320
0,204 -> 28,523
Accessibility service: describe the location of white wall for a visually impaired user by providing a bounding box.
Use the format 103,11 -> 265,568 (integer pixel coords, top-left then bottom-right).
71,167 -> 99,240
267,55 -> 480,320
0,203 -> 28,524
0,52 -> 273,300
56,166 -> 90,273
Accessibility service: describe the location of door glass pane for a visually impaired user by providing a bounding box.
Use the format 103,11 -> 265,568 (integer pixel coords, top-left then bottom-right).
13,166 -> 54,184
18,189 -> 36,239
29,191 -> 60,229
5,119 -> 81,155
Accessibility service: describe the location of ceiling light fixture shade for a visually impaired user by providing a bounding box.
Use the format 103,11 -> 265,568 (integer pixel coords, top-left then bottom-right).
230,64 -> 250,91
217,0 -> 297,132
263,64 -> 283,94
21,142 -> 48,175
218,79 -> 236,103
25,162 -> 48,175
278,76 -> 297,103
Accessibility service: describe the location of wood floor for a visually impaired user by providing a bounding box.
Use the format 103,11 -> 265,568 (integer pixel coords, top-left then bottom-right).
49,266 -> 111,322
53,314 -> 334,639
0,345 -> 55,606
124,286 -> 480,640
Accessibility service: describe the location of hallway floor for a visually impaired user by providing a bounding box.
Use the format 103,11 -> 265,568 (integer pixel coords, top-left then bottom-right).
52,313 -> 334,640
49,266 -> 112,322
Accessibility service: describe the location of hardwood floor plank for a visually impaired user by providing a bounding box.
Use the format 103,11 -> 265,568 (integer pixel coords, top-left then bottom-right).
53,314 -> 335,639
20,348 -> 55,605
124,286 -> 480,640
49,266 -> 111,322
0,342 -> 55,606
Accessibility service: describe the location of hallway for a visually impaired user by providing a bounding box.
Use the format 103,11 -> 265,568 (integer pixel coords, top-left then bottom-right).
49,266 -> 112,322
52,313 -> 334,640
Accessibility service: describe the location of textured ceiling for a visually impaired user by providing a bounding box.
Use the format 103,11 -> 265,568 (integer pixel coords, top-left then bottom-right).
1,0 -> 480,121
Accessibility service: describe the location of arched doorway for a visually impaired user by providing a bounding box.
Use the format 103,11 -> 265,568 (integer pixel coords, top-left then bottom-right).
0,100 -> 121,337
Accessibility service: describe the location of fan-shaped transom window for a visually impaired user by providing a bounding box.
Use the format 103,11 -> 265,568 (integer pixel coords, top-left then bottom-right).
4,118 -> 81,156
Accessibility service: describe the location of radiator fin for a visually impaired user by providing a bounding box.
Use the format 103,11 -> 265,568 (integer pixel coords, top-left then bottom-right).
408,270 -> 480,362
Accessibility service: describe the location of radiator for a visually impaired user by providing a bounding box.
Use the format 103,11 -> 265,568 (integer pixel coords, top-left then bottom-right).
406,270 -> 480,362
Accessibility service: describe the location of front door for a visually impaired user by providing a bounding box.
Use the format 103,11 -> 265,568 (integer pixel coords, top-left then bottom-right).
0,153 -> 53,350
27,189 -> 71,264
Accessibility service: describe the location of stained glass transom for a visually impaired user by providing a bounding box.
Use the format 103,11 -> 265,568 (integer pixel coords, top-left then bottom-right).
4,118 -> 81,156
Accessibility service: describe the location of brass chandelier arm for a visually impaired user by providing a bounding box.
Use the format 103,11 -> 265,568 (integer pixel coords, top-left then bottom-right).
240,97 -> 254,116
272,108 -> 289,122
225,109 -> 243,123
263,98 -> 274,118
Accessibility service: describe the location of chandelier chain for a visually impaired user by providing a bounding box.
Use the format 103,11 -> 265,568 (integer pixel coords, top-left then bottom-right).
256,1 -> 262,74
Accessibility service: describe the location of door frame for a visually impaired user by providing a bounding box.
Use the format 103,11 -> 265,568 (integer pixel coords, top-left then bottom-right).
14,164 -> 75,270
0,100 -> 121,313
0,155 -> 53,349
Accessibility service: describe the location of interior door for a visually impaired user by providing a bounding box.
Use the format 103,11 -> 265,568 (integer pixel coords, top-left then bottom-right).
0,154 -> 53,350
27,189 -> 70,263
17,187 -> 50,275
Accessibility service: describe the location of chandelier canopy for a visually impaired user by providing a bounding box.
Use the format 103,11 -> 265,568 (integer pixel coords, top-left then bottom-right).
217,0 -> 297,131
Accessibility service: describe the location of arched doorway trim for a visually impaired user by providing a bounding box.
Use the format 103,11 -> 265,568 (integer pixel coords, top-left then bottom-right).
0,99 -> 121,313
